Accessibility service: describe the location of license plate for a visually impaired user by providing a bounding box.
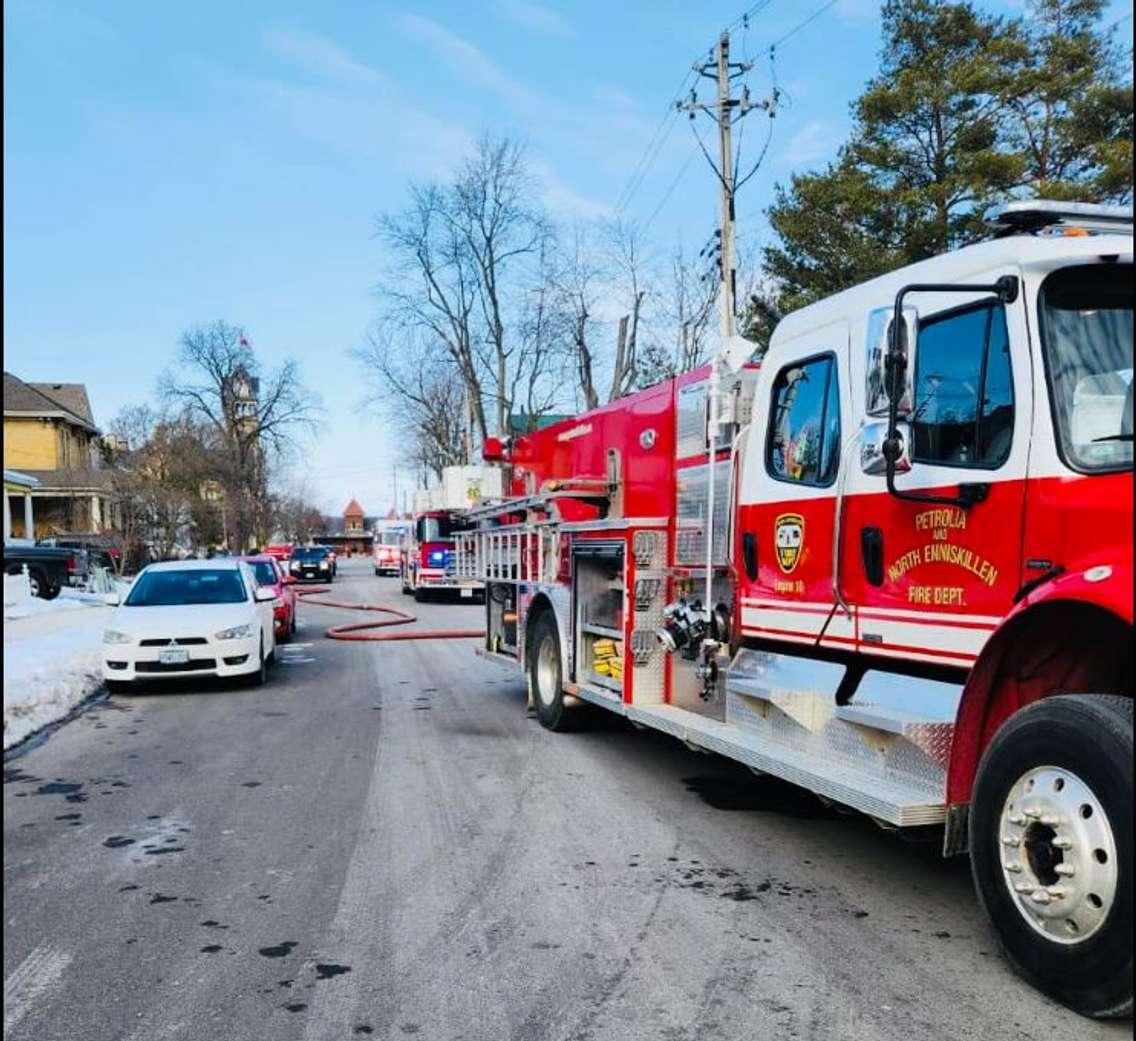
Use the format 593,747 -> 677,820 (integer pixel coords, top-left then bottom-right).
460,588 -> 473,598
159,648 -> 190,665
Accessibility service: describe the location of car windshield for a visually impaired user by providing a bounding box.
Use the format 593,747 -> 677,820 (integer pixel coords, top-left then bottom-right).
377,531 -> 403,546
250,561 -> 277,586
125,569 -> 247,606
1039,264 -> 1133,472
292,547 -> 327,561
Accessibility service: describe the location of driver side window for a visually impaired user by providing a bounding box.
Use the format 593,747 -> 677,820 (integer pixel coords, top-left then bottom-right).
913,302 -> 1013,468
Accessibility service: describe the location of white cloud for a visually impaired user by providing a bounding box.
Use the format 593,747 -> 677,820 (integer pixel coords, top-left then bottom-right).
395,12 -> 538,112
493,0 -> 575,39
778,120 -> 837,168
261,24 -> 382,86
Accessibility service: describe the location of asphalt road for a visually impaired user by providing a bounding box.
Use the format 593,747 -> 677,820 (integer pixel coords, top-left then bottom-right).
4,558 -> 1129,1041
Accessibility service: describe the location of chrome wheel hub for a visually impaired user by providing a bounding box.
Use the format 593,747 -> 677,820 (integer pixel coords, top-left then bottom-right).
999,765 -> 1118,944
536,636 -> 558,707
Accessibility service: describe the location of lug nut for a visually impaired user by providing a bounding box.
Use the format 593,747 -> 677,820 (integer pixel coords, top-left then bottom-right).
1014,882 -> 1033,894
1001,835 -> 1020,847
1008,813 -> 1025,826
1005,861 -> 1022,873
1030,889 -> 1052,905
1054,863 -> 1075,877
1046,886 -> 1067,900
1040,814 -> 1060,827
1023,806 -> 1041,819
1052,837 -> 1073,851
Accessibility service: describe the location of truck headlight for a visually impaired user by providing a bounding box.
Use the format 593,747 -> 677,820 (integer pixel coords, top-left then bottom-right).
215,623 -> 254,641
103,629 -> 132,645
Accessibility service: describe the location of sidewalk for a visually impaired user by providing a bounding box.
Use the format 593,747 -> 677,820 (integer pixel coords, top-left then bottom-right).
4,604 -> 113,751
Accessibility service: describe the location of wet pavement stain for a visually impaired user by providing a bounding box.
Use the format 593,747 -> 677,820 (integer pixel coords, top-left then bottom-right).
34,781 -> 87,802
282,1003 -> 307,1013
200,920 -> 229,929
103,836 -> 136,848
150,893 -> 178,904
200,945 -> 223,953
314,963 -> 351,980
241,782 -> 262,788
56,813 -> 82,820
144,847 -> 185,855
119,884 -> 140,892
354,1027 -> 374,1036
259,941 -> 298,958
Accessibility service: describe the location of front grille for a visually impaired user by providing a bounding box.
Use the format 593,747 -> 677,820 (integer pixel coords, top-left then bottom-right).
139,637 -> 208,647
135,658 -> 217,674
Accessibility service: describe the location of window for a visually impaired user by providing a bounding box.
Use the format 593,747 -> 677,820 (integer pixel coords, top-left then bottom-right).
766,354 -> 841,486
125,569 -> 247,606
1038,264 -> 1133,473
250,561 -> 277,586
913,302 -> 1013,468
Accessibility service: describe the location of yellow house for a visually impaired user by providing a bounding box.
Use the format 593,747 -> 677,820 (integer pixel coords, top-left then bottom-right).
3,371 -> 120,537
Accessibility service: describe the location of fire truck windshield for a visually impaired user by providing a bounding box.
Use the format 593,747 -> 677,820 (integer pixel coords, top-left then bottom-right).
417,516 -> 458,542
1039,263 -> 1133,473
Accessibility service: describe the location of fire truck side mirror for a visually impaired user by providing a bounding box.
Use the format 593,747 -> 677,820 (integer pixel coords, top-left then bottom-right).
866,306 -> 918,417
861,420 -> 912,476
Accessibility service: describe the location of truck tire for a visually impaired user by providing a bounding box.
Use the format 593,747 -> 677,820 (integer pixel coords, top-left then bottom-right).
248,637 -> 268,688
413,587 -> 428,603
28,568 -> 60,600
528,610 -> 571,732
970,694 -> 1132,1018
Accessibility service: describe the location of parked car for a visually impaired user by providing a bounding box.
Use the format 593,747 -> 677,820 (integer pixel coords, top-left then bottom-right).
263,544 -> 294,563
101,559 -> 278,692
316,545 -> 338,577
3,541 -> 87,599
239,554 -> 297,643
288,545 -> 335,583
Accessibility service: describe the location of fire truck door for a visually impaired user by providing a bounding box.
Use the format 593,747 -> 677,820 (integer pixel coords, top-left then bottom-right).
736,324 -> 851,645
841,278 -> 1030,668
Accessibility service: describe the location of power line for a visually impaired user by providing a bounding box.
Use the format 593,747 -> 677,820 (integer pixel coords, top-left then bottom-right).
642,145 -> 700,233
769,0 -> 840,50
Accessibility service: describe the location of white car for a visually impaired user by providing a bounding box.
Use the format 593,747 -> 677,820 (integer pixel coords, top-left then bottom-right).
101,559 -> 278,692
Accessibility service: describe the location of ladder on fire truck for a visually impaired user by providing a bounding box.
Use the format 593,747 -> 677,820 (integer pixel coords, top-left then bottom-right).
453,484 -> 611,586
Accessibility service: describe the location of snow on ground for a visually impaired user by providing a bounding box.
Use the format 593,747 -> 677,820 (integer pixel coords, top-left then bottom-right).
3,611 -> 110,750
4,581 -> 132,621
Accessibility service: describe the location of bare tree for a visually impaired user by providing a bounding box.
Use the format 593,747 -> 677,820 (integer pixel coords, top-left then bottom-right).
159,321 -> 322,551
553,222 -> 603,411
454,135 -> 548,432
603,219 -> 650,401
354,328 -> 469,482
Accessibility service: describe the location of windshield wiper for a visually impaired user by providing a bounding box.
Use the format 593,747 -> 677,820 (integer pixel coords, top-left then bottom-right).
1092,433 -> 1134,443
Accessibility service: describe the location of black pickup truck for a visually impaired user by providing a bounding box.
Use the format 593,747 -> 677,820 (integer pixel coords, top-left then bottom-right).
2,542 -> 87,599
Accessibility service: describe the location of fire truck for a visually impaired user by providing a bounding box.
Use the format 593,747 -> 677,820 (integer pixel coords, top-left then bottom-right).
400,508 -> 482,601
372,519 -> 408,576
455,201 -> 1133,1017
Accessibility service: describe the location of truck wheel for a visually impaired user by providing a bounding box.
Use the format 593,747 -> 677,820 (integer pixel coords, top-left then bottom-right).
528,611 -> 571,732
413,587 -> 428,603
28,568 -> 59,600
248,638 -> 268,688
970,694 -> 1132,1018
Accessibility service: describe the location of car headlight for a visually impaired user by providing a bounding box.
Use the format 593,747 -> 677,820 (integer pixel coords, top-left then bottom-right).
318,561 -> 328,569
215,623 -> 255,641
103,629 -> 132,645
291,561 -> 301,569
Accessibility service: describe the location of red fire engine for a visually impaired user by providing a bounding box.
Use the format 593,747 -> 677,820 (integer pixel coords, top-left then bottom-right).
455,201 -> 1133,1017
401,509 -> 483,601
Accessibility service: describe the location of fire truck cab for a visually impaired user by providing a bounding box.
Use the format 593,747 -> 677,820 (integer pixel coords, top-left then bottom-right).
458,202 -> 1133,1017
401,509 -> 483,602
372,519 -> 407,576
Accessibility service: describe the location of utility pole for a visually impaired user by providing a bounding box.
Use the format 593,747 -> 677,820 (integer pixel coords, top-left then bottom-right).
678,30 -> 776,631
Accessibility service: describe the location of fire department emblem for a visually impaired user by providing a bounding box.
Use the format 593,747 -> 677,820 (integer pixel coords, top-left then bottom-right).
774,513 -> 805,574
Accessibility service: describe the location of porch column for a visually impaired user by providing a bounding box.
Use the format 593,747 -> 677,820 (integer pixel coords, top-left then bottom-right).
24,494 -> 34,540
4,493 -> 11,541
91,494 -> 102,530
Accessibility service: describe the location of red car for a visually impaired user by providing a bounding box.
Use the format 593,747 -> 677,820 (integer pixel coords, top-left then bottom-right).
239,554 -> 297,642
263,543 -> 294,563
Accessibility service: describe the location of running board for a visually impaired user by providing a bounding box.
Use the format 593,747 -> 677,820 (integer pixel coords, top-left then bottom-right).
626,703 -> 947,827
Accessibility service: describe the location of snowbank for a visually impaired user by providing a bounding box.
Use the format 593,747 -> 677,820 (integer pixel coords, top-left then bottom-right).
4,580 -> 132,621
3,616 -> 107,750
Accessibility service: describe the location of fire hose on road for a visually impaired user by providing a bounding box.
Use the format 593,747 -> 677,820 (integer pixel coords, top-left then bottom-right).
293,586 -> 485,642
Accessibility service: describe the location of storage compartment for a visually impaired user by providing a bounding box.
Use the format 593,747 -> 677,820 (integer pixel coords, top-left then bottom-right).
486,582 -> 517,654
574,542 -> 626,695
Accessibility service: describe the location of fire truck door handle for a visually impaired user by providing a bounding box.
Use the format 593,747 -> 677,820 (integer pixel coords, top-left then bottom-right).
860,527 -> 884,586
742,531 -> 758,581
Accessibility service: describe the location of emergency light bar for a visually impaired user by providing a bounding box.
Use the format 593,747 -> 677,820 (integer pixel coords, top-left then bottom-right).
985,199 -> 1133,238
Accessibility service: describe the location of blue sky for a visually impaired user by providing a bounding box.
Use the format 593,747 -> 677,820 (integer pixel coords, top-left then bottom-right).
4,0 -> 1130,514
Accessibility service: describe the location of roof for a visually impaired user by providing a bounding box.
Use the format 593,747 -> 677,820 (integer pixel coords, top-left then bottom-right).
771,229 -> 1135,348
343,498 -> 365,516
27,382 -> 94,425
3,468 -> 40,489
3,372 -> 99,432
507,413 -> 574,435
19,468 -> 118,492
142,558 -> 245,572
